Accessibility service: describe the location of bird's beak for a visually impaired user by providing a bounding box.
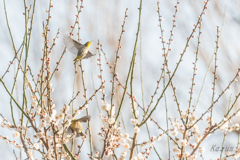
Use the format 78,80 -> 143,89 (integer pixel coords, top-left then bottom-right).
89,40 -> 93,44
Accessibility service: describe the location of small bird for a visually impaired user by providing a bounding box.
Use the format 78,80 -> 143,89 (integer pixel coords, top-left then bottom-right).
63,35 -> 95,64
68,115 -> 91,137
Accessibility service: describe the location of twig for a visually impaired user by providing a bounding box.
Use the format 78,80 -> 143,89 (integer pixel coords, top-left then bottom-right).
13,150 -> 18,160
129,133 -> 138,159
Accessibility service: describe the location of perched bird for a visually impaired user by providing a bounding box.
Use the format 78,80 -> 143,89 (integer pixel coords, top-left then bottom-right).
68,115 -> 91,137
63,35 -> 95,64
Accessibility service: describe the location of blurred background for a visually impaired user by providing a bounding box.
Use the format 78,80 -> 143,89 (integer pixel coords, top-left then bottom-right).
0,0 -> 240,159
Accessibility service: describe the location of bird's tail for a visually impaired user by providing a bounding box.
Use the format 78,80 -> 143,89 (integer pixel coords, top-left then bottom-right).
73,56 -> 84,64
72,59 -> 76,64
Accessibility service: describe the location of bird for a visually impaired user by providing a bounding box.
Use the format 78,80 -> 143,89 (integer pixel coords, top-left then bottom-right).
63,35 -> 95,64
68,115 -> 91,137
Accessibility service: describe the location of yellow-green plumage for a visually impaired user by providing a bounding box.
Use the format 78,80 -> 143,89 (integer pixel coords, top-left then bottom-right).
63,35 -> 95,64
73,41 -> 92,64
68,115 -> 90,137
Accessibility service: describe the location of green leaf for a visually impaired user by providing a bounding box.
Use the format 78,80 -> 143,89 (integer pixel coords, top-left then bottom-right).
63,144 -> 76,160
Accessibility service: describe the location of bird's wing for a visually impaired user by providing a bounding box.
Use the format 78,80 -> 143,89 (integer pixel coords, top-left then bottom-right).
82,51 -> 96,59
76,115 -> 91,122
63,35 -> 82,55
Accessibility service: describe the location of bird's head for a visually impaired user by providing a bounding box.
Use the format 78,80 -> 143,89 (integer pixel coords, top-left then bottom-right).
85,41 -> 93,48
71,119 -> 77,123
